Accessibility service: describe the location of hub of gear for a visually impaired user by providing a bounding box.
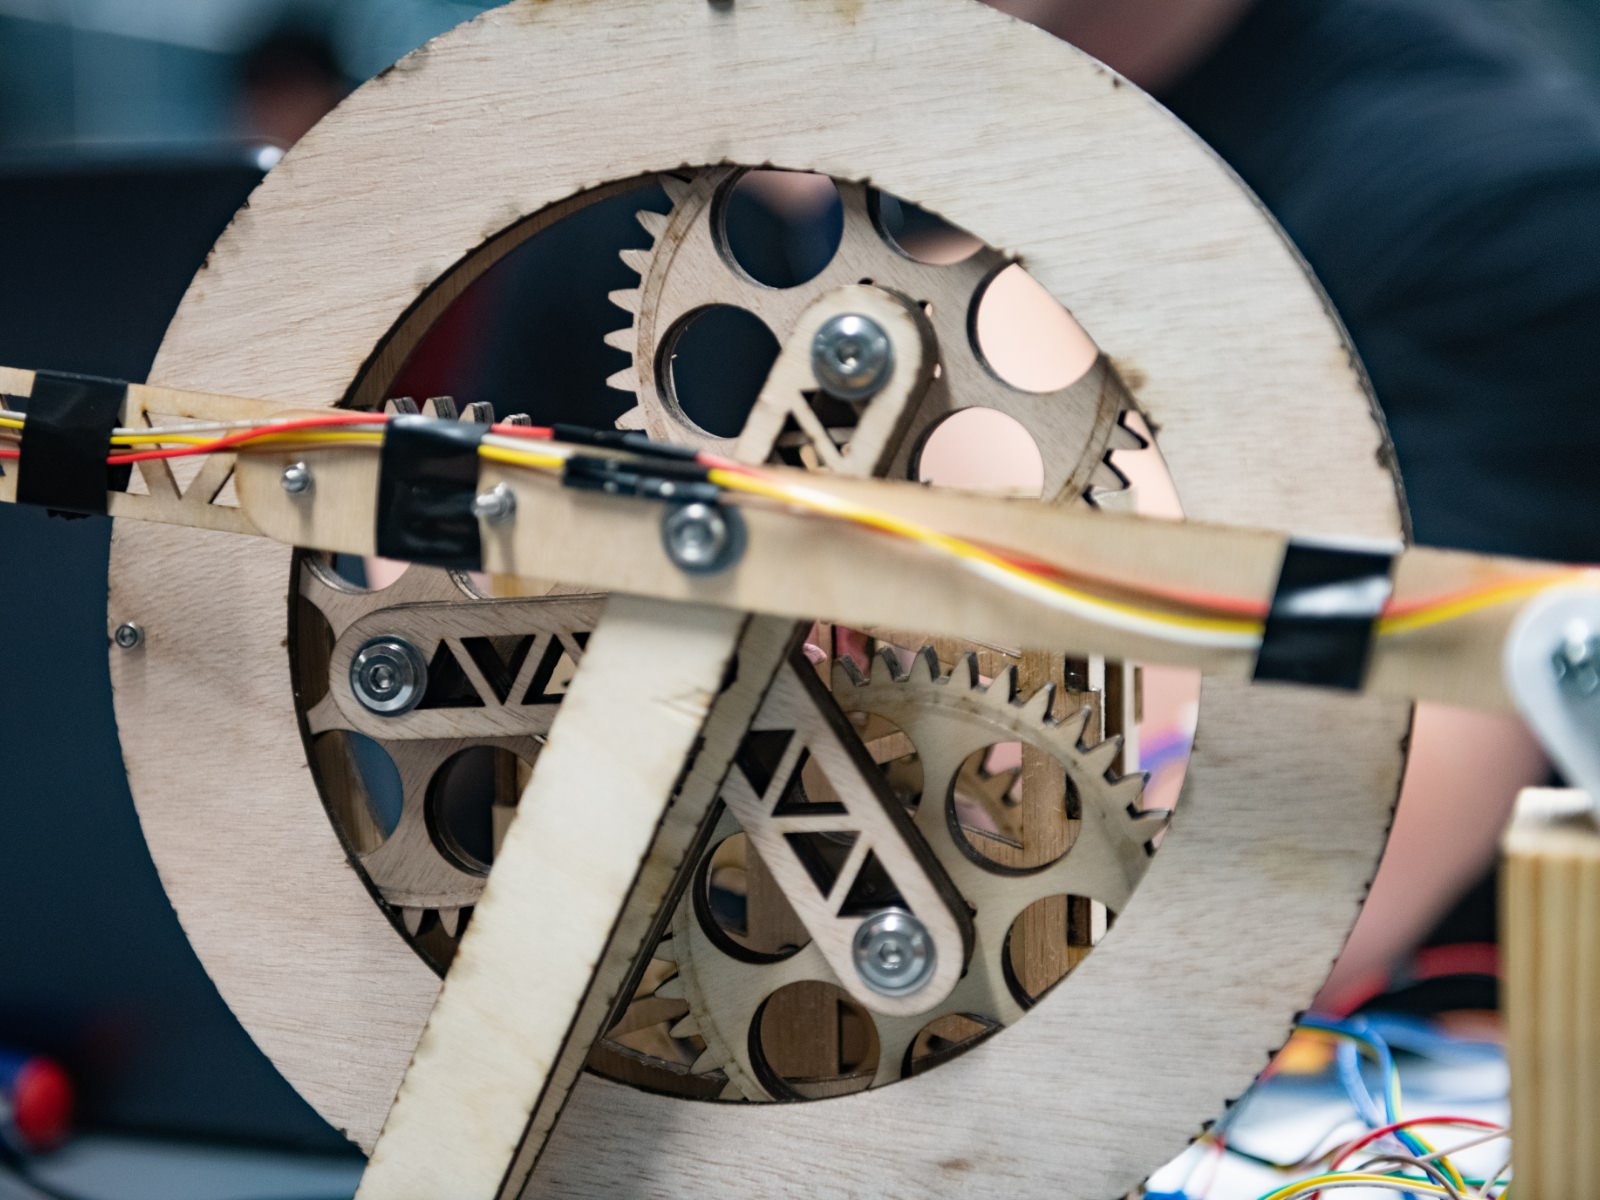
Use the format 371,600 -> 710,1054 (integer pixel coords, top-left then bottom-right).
607,168 -> 1143,500
655,647 -> 1167,1102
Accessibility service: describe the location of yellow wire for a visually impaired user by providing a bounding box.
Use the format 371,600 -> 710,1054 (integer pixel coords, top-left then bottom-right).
1377,572 -> 1588,637
707,466 -> 1267,638
3,410 -> 1587,649
1259,1172 -> 1457,1199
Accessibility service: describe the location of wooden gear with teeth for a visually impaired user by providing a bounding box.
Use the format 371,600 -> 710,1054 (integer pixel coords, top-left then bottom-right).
18,0 -> 1592,1196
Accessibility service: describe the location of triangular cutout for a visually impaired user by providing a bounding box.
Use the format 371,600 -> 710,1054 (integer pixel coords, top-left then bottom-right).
770,750 -> 847,817
419,642 -> 486,709
521,637 -> 579,705
838,849 -> 908,916
735,728 -> 796,797
462,636 -> 533,704
783,830 -> 859,899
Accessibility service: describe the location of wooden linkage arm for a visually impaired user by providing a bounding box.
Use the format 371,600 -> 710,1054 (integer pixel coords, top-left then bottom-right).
0,365 -> 1585,716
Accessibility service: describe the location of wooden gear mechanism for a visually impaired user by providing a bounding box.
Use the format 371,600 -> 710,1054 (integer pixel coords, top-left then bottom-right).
9,0 -> 1594,1197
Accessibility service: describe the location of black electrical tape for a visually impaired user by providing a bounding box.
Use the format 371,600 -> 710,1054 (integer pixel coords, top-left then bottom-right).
1253,539 -> 1396,690
375,415 -> 487,570
551,423 -> 700,462
13,372 -> 131,519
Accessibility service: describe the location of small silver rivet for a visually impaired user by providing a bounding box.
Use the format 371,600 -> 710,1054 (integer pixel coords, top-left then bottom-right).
350,638 -> 429,716
281,461 -> 313,496
1553,620 -> 1600,697
852,907 -> 935,997
811,312 -> 894,402
471,483 -> 517,525
661,502 -> 744,575
113,622 -> 144,651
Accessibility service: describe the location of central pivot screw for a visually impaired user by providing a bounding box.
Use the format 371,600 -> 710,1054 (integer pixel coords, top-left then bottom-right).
350,637 -> 429,716
661,501 -> 744,575
852,907 -> 935,997
1553,620 -> 1600,697
281,461 -> 313,495
811,312 -> 894,401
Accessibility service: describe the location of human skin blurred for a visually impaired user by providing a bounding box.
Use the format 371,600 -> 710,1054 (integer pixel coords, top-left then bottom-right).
982,0 -> 1553,1012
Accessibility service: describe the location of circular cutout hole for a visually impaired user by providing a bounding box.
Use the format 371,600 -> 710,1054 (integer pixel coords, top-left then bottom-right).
871,191 -> 983,265
718,170 -> 843,288
695,832 -> 810,962
972,264 -> 1098,393
749,980 -> 879,1100
947,742 -> 1074,872
310,730 -> 403,854
1002,894 -> 1110,1008
662,305 -> 781,439
915,408 -> 1045,496
426,746 -> 530,874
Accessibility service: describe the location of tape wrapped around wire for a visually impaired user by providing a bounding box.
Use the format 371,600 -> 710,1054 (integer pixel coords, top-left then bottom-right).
1253,539 -> 1396,690
13,372 -> 131,519
375,415 -> 488,570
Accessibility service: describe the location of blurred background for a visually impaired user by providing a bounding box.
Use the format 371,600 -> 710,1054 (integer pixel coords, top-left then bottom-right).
0,1 -> 1596,1198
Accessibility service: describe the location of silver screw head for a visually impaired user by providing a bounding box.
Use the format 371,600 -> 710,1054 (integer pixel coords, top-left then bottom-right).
471,483 -> 517,525
350,637 -> 429,716
113,622 -> 144,650
811,312 -> 894,401
281,461 -> 313,495
661,502 -> 743,575
852,907 -> 935,997
1553,620 -> 1600,697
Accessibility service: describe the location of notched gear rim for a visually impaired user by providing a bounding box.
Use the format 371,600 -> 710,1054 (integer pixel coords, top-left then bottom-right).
605,166 -> 1143,500
655,646 -> 1169,1102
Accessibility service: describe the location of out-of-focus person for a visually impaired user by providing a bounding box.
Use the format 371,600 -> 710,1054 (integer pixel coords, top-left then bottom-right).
235,22 -> 351,151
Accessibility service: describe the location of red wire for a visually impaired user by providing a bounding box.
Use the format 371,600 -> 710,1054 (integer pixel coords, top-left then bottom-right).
1326,1115 -> 1501,1172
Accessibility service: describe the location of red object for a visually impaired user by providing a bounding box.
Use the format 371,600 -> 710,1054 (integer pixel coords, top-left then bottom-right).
9,1057 -> 72,1151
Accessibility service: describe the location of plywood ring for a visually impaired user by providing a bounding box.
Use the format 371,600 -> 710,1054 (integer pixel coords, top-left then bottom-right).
107,0 -> 1411,1193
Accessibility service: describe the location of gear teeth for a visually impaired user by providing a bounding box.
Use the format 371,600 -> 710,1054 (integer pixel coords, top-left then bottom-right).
668,1014 -> 700,1040
1016,679 -> 1056,724
438,907 -> 463,938
608,287 -> 641,315
913,646 -> 943,683
989,663 -> 1022,704
635,209 -> 669,239
836,654 -> 869,689
1090,457 -> 1131,494
652,935 -> 677,966
606,367 -> 642,396
944,653 -> 981,691
400,907 -> 425,936
659,173 -> 694,207
1080,735 -> 1124,778
654,975 -> 687,1002
1108,774 -> 1149,812
689,1047 -> 723,1075
869,646 -> 905,686
619,247 -> 652,276
716,1079 -> 744,1100
603,327 -> 638,355
1109,418 -> 1148,452
1057,704 -> 1093,745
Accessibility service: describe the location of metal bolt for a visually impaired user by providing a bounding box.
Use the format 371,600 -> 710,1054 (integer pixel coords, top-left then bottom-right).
1553,620 -> 1600,697
113,622 -> 144,651
852,907 -> 935,997
350,637 -> 429,716
281,461 -> 313,495
471,483 -> 517,524
811,312 -> 894,401
661,501 -> 744,575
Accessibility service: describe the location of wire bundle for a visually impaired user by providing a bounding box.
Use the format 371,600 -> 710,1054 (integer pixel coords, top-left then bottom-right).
0,406 -> 1588,653
1158,1015 -> 1511,1200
